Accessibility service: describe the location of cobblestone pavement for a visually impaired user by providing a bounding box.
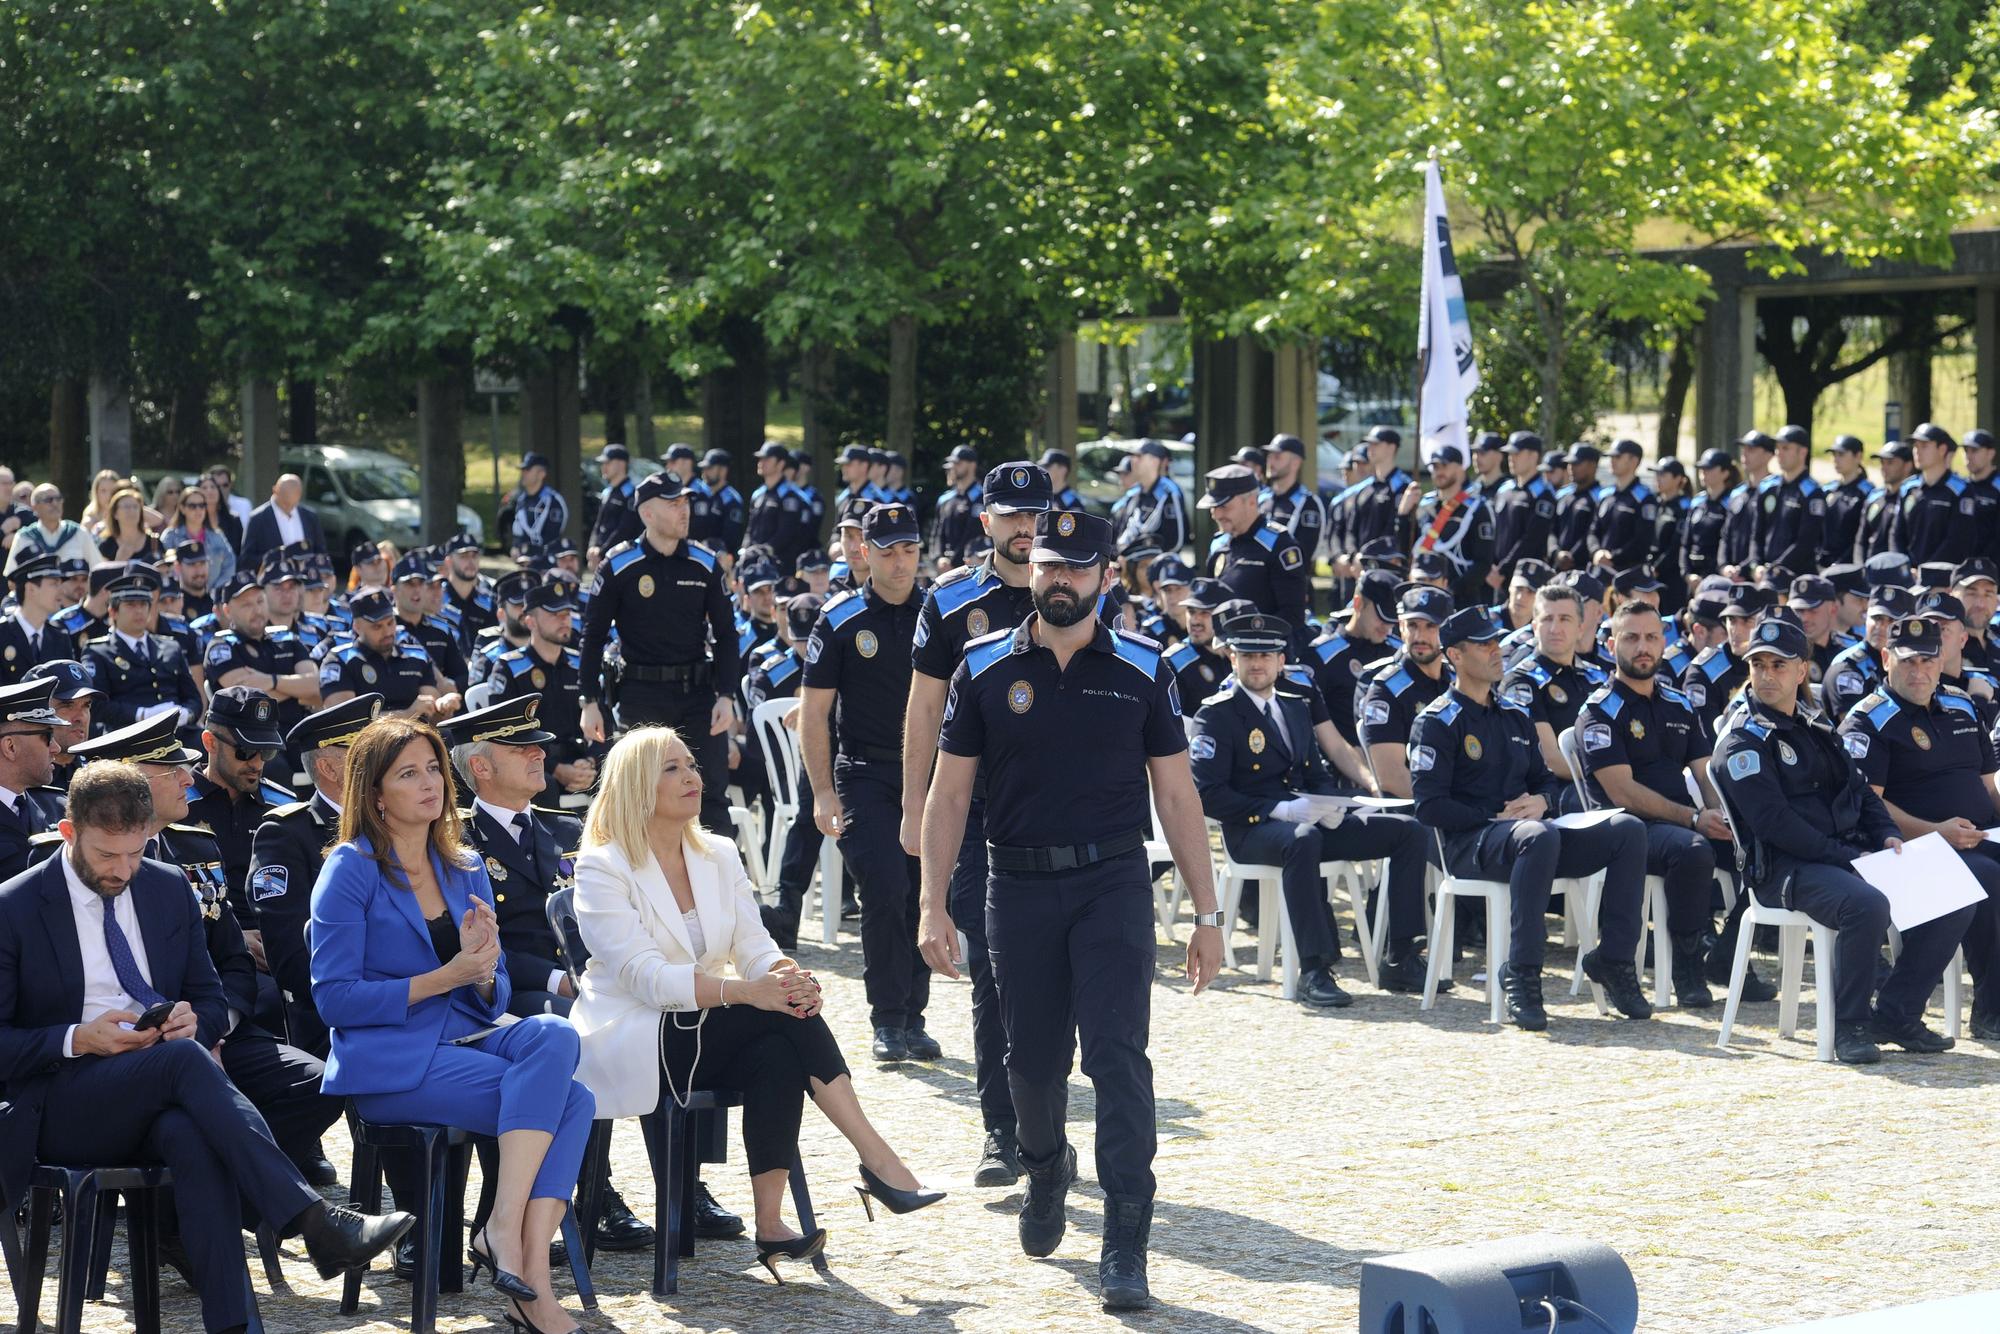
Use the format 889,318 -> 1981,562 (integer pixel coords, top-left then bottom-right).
8,918 -> 1999,1333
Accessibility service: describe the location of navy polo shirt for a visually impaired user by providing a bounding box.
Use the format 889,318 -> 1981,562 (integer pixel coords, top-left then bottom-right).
1500,651 -> 1607,737
803,582 -> 921,759
911,559 -> 1036,681
939,618 -> 1186,847
1358,653 -> 1450,749
1835,685 -> 1995,823
1577,676 -> 1710,808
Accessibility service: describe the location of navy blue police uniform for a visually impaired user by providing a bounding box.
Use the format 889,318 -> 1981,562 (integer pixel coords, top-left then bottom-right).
0,680 -> 63,881
317,588 -> 437,710
0,556 -> 75,685
1590,469 -> 1658,571
1500,647 -> 1608,814
1201,468 -> 1308,637
1305,601 -> 1401,748
589,448 -> 643,555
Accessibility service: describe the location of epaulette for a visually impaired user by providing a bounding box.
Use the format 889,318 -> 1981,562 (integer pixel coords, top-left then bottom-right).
259,779 -> 295,805
167,821 -> 215,838
685,540 -> 718,571
1589,685 -> 1624,719
268,799 -> 313,818
28,829 -> 63,846
1860,693 -> 1899,728
1110,630 -> 1163,679
1384,668 -> 1414,696
1658,684 -> 1693,711
1947,474 -> 1969,496
1251,526 -> 1279,551
964,630 -> 1016,679
605,543 -> 646,576
1166,642 -> 1199,672
1937,686 -> 1979,718
1418,694 -> 1462,726
822,590 -> 866,631
1312,634 -> 1349,663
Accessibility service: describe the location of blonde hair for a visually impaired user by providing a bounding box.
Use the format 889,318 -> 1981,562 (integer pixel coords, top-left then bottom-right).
582,726 -> 709,866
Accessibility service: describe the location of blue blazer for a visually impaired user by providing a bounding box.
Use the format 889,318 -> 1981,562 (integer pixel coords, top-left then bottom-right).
0,855 -> 229,1208
309,837 -> 512,1097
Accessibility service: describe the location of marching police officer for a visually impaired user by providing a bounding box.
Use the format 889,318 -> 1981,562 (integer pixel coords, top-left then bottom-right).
1489,431 -> 1557,582
1359,586 -> 1454,798
1305,570 -> 1403,748
0,678 -> 62,880
1576,601 -> 1730,1007
1200,465 -> 1308,641
490,578 -> 594,802
918,508 -> 1222,1313
84,574 -> 202,733
1259,433 -> 1326,564
1409,606 -> 1653,1029
1191,613 -> 1436,1001
579,470 -> 741,834
587,444 -> 642,561
930,445 -> 985,570
1410,443 -> 1495,608
1835,615 -> 2000,1041
1716,616 -> 1972,1063
319,586 -> 460,719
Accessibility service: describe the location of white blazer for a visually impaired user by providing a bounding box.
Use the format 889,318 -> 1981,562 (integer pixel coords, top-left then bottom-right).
568,833 -> 785,1119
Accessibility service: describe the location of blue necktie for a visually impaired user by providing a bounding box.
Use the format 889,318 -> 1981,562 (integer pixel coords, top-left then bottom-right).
101,896 -> 167,1009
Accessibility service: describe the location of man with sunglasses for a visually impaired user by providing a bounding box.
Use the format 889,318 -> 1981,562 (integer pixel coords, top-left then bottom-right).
0,678 -> 63,881
3,483 -> 95,576
186,687 -> 299,921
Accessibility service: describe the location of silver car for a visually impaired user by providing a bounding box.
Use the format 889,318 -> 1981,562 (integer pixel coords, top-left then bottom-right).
286,445 -> 485,558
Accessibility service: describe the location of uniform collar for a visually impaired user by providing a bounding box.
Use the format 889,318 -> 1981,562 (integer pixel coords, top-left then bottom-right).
1010,613 -> 1117,658
860,579 -> 916,613
1744,695 -> 1811,733
1446,684 -> 1493,714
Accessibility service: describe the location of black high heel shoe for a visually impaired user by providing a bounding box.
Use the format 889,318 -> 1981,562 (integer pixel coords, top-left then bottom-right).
853,1162 -> 945,1220
755,1228 -> 827,1284
503,1295 -> 581,1334
467,1227 -> 540,1302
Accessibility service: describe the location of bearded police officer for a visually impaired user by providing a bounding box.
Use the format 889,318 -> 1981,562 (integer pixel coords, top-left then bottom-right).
919,509 -> 1221,1313
1359,586 -> 1455,799
1306,570 -> 1403,749
899,461 -> 1049,1182
1409,606 -> 1653,1030
1259,433 -> 1326,564
580,470 -> 740,834
801,503 -> 933,1063
1164,578 -> 1233,706
319,586 -> 460,720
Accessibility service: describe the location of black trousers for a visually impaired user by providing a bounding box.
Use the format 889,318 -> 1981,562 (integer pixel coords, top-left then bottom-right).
776,766 -> 825,913
1953,844 -> 2000,1018
988,850 -> 1156,1203
658,1007 -> 849,1176
948,798 -> 1012,1134
38,1040 -> 320,1333
1225,811 -> 1429,969
1776,862 -> 1974,1026
1642,822 -> 1727,938
219,1025 -> 344,1165
619,681 -> 733,836
1454,813 -> 1647,972
834,758 -> 928,1029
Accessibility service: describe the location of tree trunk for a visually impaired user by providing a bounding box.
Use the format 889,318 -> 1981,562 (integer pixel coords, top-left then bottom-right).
287,378 -> 318,443
1891,302 -> 1936,428
1656,329 -> 1694,460
602,371 -> 627,446
165,376 -> 213,468
632,369 -> 656,457
886,313 -> 918,460
699,313 -> 769,468
799,344 -> 837,545
49,379 -> 88,506
417,372 -> 467,544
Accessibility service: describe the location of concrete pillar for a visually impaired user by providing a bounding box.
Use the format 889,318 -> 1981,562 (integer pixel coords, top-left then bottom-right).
417,376 -> 466,543
1694,286 -> 1756,452
1977,285 -> 1999,432
240,377 -> 281,501
1037,335 -> 1079,455
88,371 -> 134,477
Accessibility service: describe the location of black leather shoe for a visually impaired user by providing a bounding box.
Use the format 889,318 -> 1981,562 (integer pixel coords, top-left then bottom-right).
158,1232 -> 198,1290
594,1184 -> 658,1250
1297,966 -> 1353,1009
871,1026 -> 910,1062
296,1199 -> 416,1281
902,1026 -> 943,1060
1098,1197 -> 1153,1311
294,1147 -> 340,1187
1669,934 -> 1714,1009
1868,1013 -> 1954,1053
1581,948 -> 1654,1020
1500,964 -> 1547,1031
760,903 -> 800,952
1377,953 -> 1452,995
691,1181 -> 745,1239
1834,1024 -> 1882,1065
1018,1143 -> 1077,1258
1971,1011 -> 2000,1042
393,1235 -> 417,1281
842,893 -> 861,920
974,1128 -> 1023,1187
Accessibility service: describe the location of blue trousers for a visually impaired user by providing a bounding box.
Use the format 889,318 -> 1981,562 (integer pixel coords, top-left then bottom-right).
1778,862 -> 1974,1026
835,757 -> 929,1029
1456,813 -> 1648,972
354,1015 -> 594,1202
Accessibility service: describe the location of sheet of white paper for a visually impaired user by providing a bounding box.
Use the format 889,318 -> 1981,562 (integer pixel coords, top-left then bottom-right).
1849,831 -> 1989,931
1551,808 -> 1624,830
1983,826 -> 2000,844
1312,794 -> 1414,809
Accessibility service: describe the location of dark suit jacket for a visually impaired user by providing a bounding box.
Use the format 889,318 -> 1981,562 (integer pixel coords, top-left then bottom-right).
236,500 -> 326,572
1188,684 -> 1334,847
0,854 -> 230,1207
464,805 -> 582,998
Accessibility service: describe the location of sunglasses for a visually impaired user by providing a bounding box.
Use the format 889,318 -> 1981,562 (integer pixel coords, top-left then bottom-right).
227,740 -> 282,763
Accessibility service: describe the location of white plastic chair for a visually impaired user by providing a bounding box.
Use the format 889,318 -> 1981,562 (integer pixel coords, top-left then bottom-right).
1145,797 -> 1185,943
727,791 -> 767,891
1208,819 -> 1296,996
1559,725 -> 1672,1007
1424,825 -> 1610,1023
751,698 -> 804,889
463,679 -> 499,712
1321,857 -> 1387,988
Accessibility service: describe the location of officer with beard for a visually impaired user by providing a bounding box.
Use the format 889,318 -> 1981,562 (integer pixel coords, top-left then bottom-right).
1165,579 -> 1234,707
468,570 -> 537,687
23,659 -> 100,796
491,577 -> 594,802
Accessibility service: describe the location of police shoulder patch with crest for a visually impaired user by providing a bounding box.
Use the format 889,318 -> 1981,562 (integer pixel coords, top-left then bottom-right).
1776,739 -> 1798,765
1409,744 -> 1436,773
1843,731 -> 1871,759
1582,722 -> 1613,752
1189,733 -> 1217,761
1726,749 -> 1761,779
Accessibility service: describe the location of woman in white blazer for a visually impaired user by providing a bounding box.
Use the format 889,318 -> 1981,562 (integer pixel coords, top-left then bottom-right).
569,725 -> 942,1280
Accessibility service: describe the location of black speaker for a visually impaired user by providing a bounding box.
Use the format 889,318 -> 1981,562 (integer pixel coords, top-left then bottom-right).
1359,1233 -> 1638,1333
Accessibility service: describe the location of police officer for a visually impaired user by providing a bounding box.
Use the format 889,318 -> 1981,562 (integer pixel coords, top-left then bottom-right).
918,508 -> 1221,1312
1259,433 -> 1326,564
1682,449 -> 1734,589
1137,556 -> 1192,644
0,678 -> 62,880
1835,615 -> 2000,1040
1200,465 -> 1308,639
1820,434 -> 1876,567
1898,422 -> 1977,568
491,578 -> 594,802
587,444 -> 642,561
1329,426 -> 1413,573
508,452 -> 570,554
1589,439 -> 1659,572
831,443 -> 875,508
1683,585 -> 1772,737
930,445 -> 985,571
1786,573 -> 1847,685
390,555 -> 470,689
1489,431 -> 1557,582
1410,443 -> 1495,608
1823,586 -> 1911,725
85,574 -> 202,733
204,571 -> 320,741
1720,431 -> 1774,574
1038,448 -> 1083,512
0,554 -> 72,684
1409,606 -> 1653,1029
24,659 -> 100,797
690,447 -> 748,555
1359,586 -> 1454,798
50,566 -> 119,656
1551,444 -> 1606,569
469,570 -> 536,687
1164,578 -> 1233,706
744,440 -> 812,571
1576,601 -> 1731,1007
320,586 -> 459,720
756,592 -> 829,952
1648,460 -> 1692,612
185,686 -> 298,924
1748,424 -> 1826,577
579,470 -> 741,834
439,532 -> 498,649
800,502 -> 932,1062
1191,613 -> 1436,1001
790,449 -> 825,532
1467,431 -> 1508,499
1961,428 -> 2000,564
1306,570 -> 1403,748
1500,581 -> 1609,801
1859,439 -> 1914,561
1716,616 -> 1971,1063
899,461 -> 1048,1184
1113,439 -> 1189,568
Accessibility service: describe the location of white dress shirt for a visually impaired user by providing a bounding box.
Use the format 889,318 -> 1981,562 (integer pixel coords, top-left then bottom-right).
272,504 -> 305,547
61,851 -> 155,1057
10,610 -> 43,656
473,796 -> 566,996
1250,687 -> 1291,755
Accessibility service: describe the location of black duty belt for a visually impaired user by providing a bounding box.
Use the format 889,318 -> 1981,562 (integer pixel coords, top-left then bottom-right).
838,743 -> 903,765
624,662 -> 713,688
987,829 -> 1146,875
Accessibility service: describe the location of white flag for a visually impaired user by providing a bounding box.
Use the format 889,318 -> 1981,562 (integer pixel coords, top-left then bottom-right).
1417,158 -> 1479,460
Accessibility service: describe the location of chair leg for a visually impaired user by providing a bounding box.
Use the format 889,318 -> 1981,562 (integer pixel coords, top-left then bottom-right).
1422,887 -> 1453,1011
576,1122 -> 613,1273
56,1176 -> 98,1334
1779,924 -> 1807,1040
339,1143 -> 384,1316
558,1204 -> 596,1310
84,1190 -> 116,1301
785,1154 -> 829,1276
1716,910 -> 1758,1051
1812,926 -> 1838,1063
411,1137 -> 443,1334
1255,879 -> 1279,984
127,1189 -> 160,1334
640,1108 -> 680,1298
254,1222 -> 286,1291
1944,947 -> 1965,1041
818,843 -> 841,946
1486,893 -> 1506,1026
440,1143 -> 471,1296
3,1188 -> 40,1334
21,1184 -> 55,1334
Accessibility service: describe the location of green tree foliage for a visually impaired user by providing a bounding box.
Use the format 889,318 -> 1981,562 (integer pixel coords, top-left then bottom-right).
1468,290 -> 1615,450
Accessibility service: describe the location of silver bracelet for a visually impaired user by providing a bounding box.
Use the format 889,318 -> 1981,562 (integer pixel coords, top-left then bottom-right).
719,979 -> 730,1007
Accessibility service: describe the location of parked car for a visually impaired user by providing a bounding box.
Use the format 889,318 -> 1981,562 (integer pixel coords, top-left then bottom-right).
1319,400 -> 1417,472
1071,437 -> 1197,515
286,445 -> 484,562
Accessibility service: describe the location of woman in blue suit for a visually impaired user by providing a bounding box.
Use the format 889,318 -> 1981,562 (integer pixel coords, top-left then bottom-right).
312,715 -> 593,1334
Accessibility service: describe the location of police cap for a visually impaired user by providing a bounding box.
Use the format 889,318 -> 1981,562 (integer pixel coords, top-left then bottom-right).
168,539 -> 209,565
1396,584 -> 1454,624
25,659 -> 103,703
1887,616 -> 1943,659
754,440 -> 791,463
739,562 -> 780,593
1364,426 -> 1402,447
1558,568 -> 1606,603
1428,444 -> 1466,468
70,710 -> 202,767
945,444 -> 978,465
1774,424 -> 1810,449
594,444 -> 629,464
1181,577 -> 1230,611
494,570 -> 535,605
1787,574 -> 1836,609
836,498 -> 874,531
1268,433 -> 1308,458
1875,439 -> 1915,463
634,471 -> 687,507
1472,431 -> 1504,454
348,586 -> 395,621
350,541 -> 383,569
1356,569 -> 1402,621
1232,445 -> 1268,469
1823,563 -> 1867,598
982,462 -> 1053,515
1196,465 -> 1260,510
1612,566 -> 1665,595
1652,457 -> 1687,479
1220,613 -> 1290,653
1953,558 -> 1999,590
1863,551 -> 1913,589
862,504 -> 920,548
1439,606 -> 1504,650
1503,431 -> 1544,454
220,570 -> 266,603
0,678 -> 62,730
1510,558 -> 1554,590
391,554 -> 430,584
519,452 -> 552,472
1566,443 -> 1601,465
795,548 -> 832,574
1738,430 -> 1777,454
443,532 -> 480,555
1742,617 -> 1807,662
1720,585 -> 1777,619
1910,422 -> 1956,450
1916,561 -> 1957,590
701,448 -> 732,468
1149,556 -> 1192,588
1868,586 -> 1917,620
1686,592 -> 1730,626
1696,448 -> 1732,470
9,554 -> 59,586
87,567 -> 126,596
58,557 -> 90,578
1357,536 -> 1409,572
1036,448 -> 1073,470
785,593 -> 825,641
1030,510 -> 1113,566
1135,439 -> 1171,461
437,693 -> 558,749
1967,429 -> 1997,452
288,693 -> 382,752
205,685 -> 286,750
1918,590 -> 1967,624
666,443 -> 699,463
1830,434 -> 1865,455
106,574 -> 155,604
526,579 -> 579,613
1608,438 -> 1644,459
1412,550 -> 1455,581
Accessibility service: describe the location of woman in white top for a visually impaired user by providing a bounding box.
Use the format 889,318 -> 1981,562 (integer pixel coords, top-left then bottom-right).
569,726 -> 942,1280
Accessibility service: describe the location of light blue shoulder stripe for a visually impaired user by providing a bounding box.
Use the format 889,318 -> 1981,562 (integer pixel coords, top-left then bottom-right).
965,634 -> 1015,680
1111,633 -> 1162,680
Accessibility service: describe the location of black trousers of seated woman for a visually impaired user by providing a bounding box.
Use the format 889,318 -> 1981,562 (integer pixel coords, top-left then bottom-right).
659,1006 -> 851,1176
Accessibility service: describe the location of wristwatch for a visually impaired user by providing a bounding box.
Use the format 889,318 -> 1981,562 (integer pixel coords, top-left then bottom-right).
1193,911 -> 1224,928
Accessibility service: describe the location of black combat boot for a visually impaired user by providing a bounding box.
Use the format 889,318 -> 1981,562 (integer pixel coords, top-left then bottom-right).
1098,1196 -> 1154,1311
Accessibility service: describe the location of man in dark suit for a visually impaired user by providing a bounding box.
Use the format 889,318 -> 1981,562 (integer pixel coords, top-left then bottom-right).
439,693 -> 668,1251
0,678 -> 63,881
234,474 -> 326,574
0,758 -> 412,1334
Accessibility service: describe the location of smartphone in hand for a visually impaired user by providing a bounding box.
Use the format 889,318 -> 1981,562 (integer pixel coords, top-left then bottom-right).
131,1001 -> 175,1031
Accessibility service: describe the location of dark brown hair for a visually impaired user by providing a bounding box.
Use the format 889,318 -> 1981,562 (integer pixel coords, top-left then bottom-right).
66,762 -> 154,832
332,717 -> 476,878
